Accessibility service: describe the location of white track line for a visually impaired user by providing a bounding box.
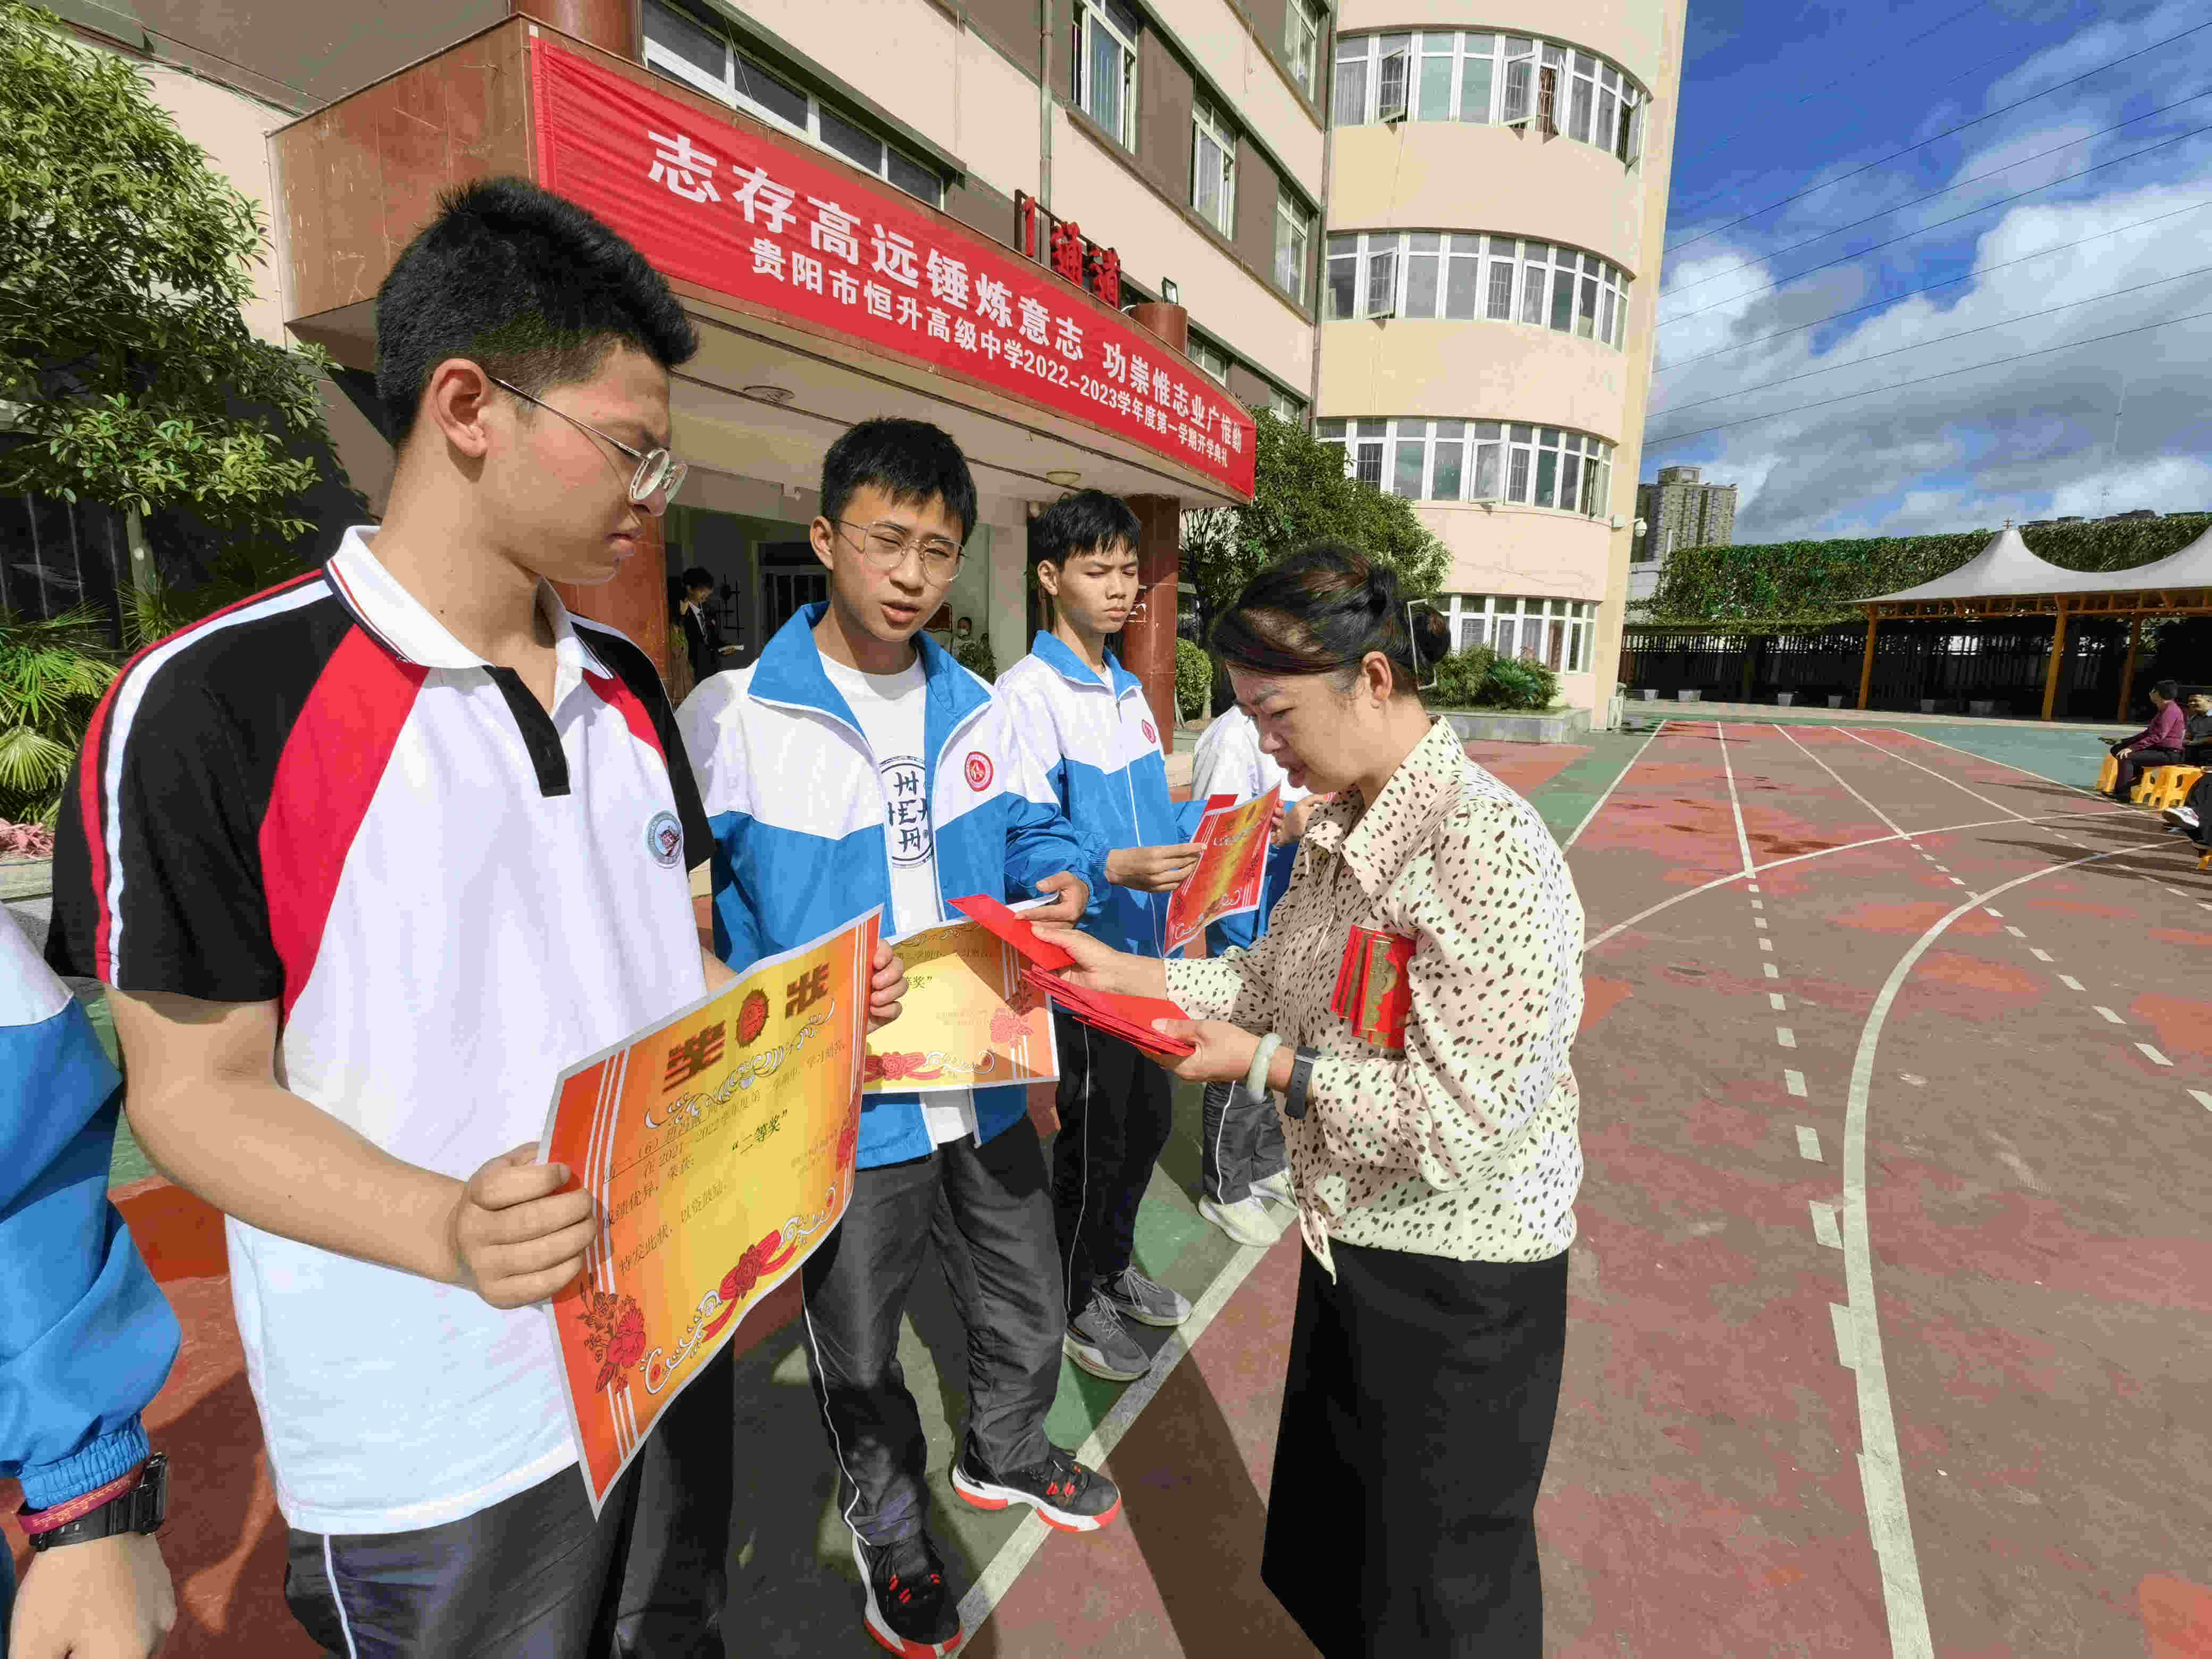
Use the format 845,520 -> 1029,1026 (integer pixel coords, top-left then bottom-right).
1842,841 -> 2160,1657
1564,722 -> 1664,850
1775,723 -> 1911,839
958,1234 -> 1278,1637
1715,724 -> 1756,877
1582,809 -> 2134,952
1836,726 -> 2029,822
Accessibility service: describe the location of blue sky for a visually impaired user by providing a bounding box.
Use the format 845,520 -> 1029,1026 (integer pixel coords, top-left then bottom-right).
1648,0 -> 2212,541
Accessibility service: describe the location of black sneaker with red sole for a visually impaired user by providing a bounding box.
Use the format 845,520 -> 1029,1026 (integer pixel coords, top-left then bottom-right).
950,1444 -> 1121,1533
851,1530 -> 964,1657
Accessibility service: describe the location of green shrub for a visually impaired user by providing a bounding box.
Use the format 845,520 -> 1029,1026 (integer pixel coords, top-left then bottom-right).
1175,638 -> 1211,723
1430,646 -> 1495,708
1481,655 -> 1559,710
953,635 -> 996,682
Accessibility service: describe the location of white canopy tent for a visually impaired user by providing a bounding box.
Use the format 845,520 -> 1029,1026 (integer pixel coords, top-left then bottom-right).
1855,522 -> 2212,717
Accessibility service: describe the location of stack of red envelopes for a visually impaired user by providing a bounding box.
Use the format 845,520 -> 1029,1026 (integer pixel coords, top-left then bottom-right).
949,895 -> 1196,1060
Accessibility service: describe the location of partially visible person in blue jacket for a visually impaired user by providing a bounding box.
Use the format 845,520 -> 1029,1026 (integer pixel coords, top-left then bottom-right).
3,909 -> 180,1658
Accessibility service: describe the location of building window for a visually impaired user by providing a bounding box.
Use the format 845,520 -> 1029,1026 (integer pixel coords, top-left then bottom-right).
1318,418 -> 1614,515
1075,0 -> 1142,149
1322,230 -> 1628,346
1285,0 -> 1325,98
1333,28 -> 1641,158
1192,101 -> 1238,236
642,0 -> 944,206
1268,387 -> 1307,424
1274,195 -> 1313,300
1189,334 -> 1231,383
1444,596 -> 1595,669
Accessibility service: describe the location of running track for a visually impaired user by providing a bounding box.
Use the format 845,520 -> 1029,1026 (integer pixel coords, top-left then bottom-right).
11,719 -> 2209,1655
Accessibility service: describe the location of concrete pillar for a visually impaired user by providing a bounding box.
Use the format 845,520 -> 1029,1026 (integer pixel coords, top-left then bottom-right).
512,0 -> 671,682
1122,495 -> 1183,741
985,517 -> 1030,679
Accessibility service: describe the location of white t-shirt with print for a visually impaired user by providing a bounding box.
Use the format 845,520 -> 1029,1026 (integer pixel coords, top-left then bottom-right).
821,652 -> 978,1146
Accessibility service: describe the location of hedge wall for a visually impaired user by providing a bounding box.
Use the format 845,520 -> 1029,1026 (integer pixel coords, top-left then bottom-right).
1645,514 -> 2212,626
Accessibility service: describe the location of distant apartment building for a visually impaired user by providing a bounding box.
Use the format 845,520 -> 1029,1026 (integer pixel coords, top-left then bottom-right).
1315,2 -> 1688,719
1629,463 -> 1734,604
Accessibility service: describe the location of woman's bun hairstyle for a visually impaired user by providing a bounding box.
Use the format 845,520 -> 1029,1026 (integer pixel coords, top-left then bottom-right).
1212,542 -> 1445,697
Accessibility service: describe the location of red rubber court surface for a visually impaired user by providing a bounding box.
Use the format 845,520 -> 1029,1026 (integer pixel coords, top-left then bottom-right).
1551,720 -> 2212,1658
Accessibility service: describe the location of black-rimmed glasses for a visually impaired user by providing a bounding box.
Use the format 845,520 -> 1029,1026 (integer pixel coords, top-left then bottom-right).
487,375 -> 688,514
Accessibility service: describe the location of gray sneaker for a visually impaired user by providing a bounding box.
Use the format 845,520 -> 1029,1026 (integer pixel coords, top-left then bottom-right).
1251,1168 -> 1294,1208
1099,1265 -> 1191,1329
1065,1292 -> 1148,1382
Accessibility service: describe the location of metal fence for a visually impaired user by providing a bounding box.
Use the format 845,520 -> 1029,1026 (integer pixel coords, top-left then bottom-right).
1620,618 -> 2129,718
0,490 -> 131,645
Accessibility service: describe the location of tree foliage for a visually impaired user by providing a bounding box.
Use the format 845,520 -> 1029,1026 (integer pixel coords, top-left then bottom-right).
0,2 -> 339,538
1644,514 -> 2212,626
1174,637 -> 1210,721
1182,414 -> 1450,671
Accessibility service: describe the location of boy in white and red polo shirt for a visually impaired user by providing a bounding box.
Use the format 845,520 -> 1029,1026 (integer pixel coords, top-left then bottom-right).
45,177 -> 900,1656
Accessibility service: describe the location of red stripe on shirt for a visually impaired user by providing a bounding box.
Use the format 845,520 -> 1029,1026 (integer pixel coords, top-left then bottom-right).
585,671 -> 666,765
83,569 -> 329,981
258,627 -> 428,1018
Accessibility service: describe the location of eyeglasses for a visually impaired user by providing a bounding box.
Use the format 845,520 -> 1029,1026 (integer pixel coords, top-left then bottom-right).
833,518 -> 965,581
487,376 -> 688,514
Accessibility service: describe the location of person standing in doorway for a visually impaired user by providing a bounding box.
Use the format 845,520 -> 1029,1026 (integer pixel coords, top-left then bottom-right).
678,565 -> 736,685
1041,544 -> 1586,1658
996,491 -> 1205,1384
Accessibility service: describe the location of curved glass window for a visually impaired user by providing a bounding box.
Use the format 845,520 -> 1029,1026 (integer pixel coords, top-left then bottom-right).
1318,418 -> 1614,517
1325,230 -> 1628,346
1334,30 -> 1644,162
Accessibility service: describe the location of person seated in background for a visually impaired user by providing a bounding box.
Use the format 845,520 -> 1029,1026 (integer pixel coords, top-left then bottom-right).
2105,679 -> 2185,801
2182,690 -> 2212,765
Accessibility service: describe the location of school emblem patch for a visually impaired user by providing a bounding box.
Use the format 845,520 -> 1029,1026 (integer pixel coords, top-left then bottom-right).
1141,720 -> 1158,747
645,809 -> 683,868
965,750 -> 994,792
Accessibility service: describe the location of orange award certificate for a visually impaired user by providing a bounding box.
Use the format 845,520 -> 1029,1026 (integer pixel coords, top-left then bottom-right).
1163,785 -> 1280,954
539,910 -> 879,1512
865,908 -> 1058,1093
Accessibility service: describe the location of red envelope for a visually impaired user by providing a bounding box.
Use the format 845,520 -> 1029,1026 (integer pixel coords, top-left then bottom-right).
950,893 -> 1075,970
1025,968 -> 1196,1058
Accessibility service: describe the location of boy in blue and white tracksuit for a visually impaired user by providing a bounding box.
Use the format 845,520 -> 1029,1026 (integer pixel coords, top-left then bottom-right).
995,490 -> 1208,1385
677,420 -> 1121,1658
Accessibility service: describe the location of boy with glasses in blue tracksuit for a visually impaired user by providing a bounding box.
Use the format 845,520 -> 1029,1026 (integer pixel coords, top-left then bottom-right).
677,420 -> 1120,1659
994,491 -> 1207,1385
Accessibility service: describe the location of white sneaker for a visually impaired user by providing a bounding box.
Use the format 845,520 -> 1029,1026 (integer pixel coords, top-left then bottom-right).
1251,1169 -> 1294,1208
2161,805 -> 2200,830
1199,1194 -> 1284,1249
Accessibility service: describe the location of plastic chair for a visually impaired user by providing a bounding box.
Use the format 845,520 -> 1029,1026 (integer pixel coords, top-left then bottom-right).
2149,766 -> 2203,810
2096,753 -> 2120,795
2141,769 -> 2194,814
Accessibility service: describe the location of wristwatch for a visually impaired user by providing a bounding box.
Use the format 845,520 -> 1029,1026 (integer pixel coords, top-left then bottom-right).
1283,1046 -> 1319,1120
24,1454 -> 168,1552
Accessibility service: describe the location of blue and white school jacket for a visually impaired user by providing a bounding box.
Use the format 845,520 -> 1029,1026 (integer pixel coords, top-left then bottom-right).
1,911 -> 179,1612
677,605 -> 1108,1168
996,633 -> 1203,960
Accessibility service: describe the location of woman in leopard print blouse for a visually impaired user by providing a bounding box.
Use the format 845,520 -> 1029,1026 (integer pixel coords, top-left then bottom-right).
1043,544 -> 1585,1658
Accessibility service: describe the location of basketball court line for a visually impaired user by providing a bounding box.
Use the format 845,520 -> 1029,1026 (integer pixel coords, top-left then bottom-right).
1713,724 -> 1756,878
1833,726 -> 2030,823
1839,840 -> 2171,1659
1563,722 -> 1663,849
959,1234 -> 1278,1639
1767,723 -> 1909,840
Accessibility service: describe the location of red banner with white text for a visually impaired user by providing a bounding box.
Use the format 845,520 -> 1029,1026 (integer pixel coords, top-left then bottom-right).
529,40 -> 1256,499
